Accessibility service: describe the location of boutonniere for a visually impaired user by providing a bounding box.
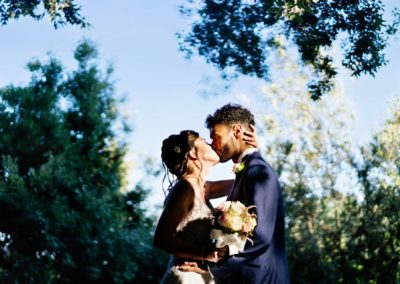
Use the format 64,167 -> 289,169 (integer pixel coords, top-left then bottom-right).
232,162 -> 245,175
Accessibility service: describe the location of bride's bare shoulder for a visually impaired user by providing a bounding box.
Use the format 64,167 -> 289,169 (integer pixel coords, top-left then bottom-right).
164,179 -> 195,207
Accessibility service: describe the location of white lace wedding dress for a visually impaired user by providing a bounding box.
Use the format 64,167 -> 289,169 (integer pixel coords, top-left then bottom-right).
161,188 -> 215,284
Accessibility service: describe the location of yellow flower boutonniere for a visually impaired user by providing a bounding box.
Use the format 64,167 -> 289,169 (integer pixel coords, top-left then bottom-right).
232,162 -> 245,175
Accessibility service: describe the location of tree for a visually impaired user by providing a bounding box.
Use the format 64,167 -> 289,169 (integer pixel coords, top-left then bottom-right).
0,40 -> 166,283
349,98 -> 400,283
254,46 -> 362,282
0,0 -> 88,28
179,0 -> 400,99
253,46 -> 399,282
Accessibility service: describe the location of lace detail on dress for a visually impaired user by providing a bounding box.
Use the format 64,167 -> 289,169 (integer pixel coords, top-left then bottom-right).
161,181 -> 215,284
177,187 -> 212,230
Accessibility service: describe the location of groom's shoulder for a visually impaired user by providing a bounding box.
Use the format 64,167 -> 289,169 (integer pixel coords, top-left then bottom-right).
247,151 -> 268,167
246,152 -> 277,176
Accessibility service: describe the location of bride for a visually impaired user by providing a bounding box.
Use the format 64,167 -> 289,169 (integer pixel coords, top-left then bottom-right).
153,129 -> 256,283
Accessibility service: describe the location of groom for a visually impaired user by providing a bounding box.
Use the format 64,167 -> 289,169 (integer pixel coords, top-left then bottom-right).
206,103 -> 290,283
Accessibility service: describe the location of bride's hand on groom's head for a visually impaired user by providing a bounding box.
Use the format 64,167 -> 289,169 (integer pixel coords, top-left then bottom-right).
243,124 -> 258,148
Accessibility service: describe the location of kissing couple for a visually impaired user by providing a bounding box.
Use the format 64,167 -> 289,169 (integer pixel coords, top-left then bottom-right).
153,104 -> 290,284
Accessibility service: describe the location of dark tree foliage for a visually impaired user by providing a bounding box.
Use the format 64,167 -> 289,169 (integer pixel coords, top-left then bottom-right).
0,0 -> 88,28
0,40 -> 167,283
179,0 -> 400,99
348,143 -> 400,284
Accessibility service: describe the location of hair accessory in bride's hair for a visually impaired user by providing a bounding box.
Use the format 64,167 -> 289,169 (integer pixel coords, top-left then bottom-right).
161,130 -> 199,193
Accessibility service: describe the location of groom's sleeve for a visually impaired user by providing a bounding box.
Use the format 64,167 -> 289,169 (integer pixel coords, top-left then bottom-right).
210,164 -> 280,280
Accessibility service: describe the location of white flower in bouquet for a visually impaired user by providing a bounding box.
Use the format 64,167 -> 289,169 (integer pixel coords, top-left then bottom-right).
227,201 -> 245,216
218,213 -> 243,231
210,201 -> 257,255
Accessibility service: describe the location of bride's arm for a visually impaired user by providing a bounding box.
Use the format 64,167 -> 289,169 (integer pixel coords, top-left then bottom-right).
153,182 -> 220,262
205,180 -> 234,199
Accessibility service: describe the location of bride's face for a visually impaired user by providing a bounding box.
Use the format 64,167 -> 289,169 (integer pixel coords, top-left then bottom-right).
193,137 -> 220,165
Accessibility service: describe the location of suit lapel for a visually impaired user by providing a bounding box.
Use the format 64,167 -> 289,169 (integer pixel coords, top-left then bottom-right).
227,151 -> 261,201
228,170 -> 244,201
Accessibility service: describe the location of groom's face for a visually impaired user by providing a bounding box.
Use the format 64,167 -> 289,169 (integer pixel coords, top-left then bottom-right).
210,124 -> 236,163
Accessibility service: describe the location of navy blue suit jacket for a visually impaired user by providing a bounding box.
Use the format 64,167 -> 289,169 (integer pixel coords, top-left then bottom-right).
210,151 -> 290,284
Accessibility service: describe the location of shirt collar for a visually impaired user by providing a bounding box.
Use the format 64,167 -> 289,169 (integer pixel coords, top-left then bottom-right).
237,148 -> 258,163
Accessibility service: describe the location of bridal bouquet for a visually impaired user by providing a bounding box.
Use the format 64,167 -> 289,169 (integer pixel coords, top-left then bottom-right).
210,201 -> 257,255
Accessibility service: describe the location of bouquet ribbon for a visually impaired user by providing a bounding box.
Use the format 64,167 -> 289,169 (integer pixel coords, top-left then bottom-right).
210,228 -> 247,255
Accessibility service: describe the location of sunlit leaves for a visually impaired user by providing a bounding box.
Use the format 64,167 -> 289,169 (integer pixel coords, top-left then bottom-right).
180,0 -> 400,99
0,0 -> 88,28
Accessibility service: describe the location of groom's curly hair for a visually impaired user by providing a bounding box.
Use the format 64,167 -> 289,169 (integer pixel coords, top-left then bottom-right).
205,103 -> 255,129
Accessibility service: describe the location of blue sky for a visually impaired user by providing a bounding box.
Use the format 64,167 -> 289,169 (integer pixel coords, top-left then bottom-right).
0,1 -> 399,200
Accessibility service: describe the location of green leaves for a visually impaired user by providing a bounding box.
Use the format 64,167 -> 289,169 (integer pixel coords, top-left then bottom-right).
257,55 -> 399,282
0,0 -> 88,28
0,40 -> 166,283
180,0 -> 399,99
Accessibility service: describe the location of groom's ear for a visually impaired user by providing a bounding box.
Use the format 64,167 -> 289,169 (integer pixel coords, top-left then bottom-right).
232,124 -> 243,140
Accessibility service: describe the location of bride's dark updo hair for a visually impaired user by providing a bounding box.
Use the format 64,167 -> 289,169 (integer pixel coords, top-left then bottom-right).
161,130 -> 199,178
